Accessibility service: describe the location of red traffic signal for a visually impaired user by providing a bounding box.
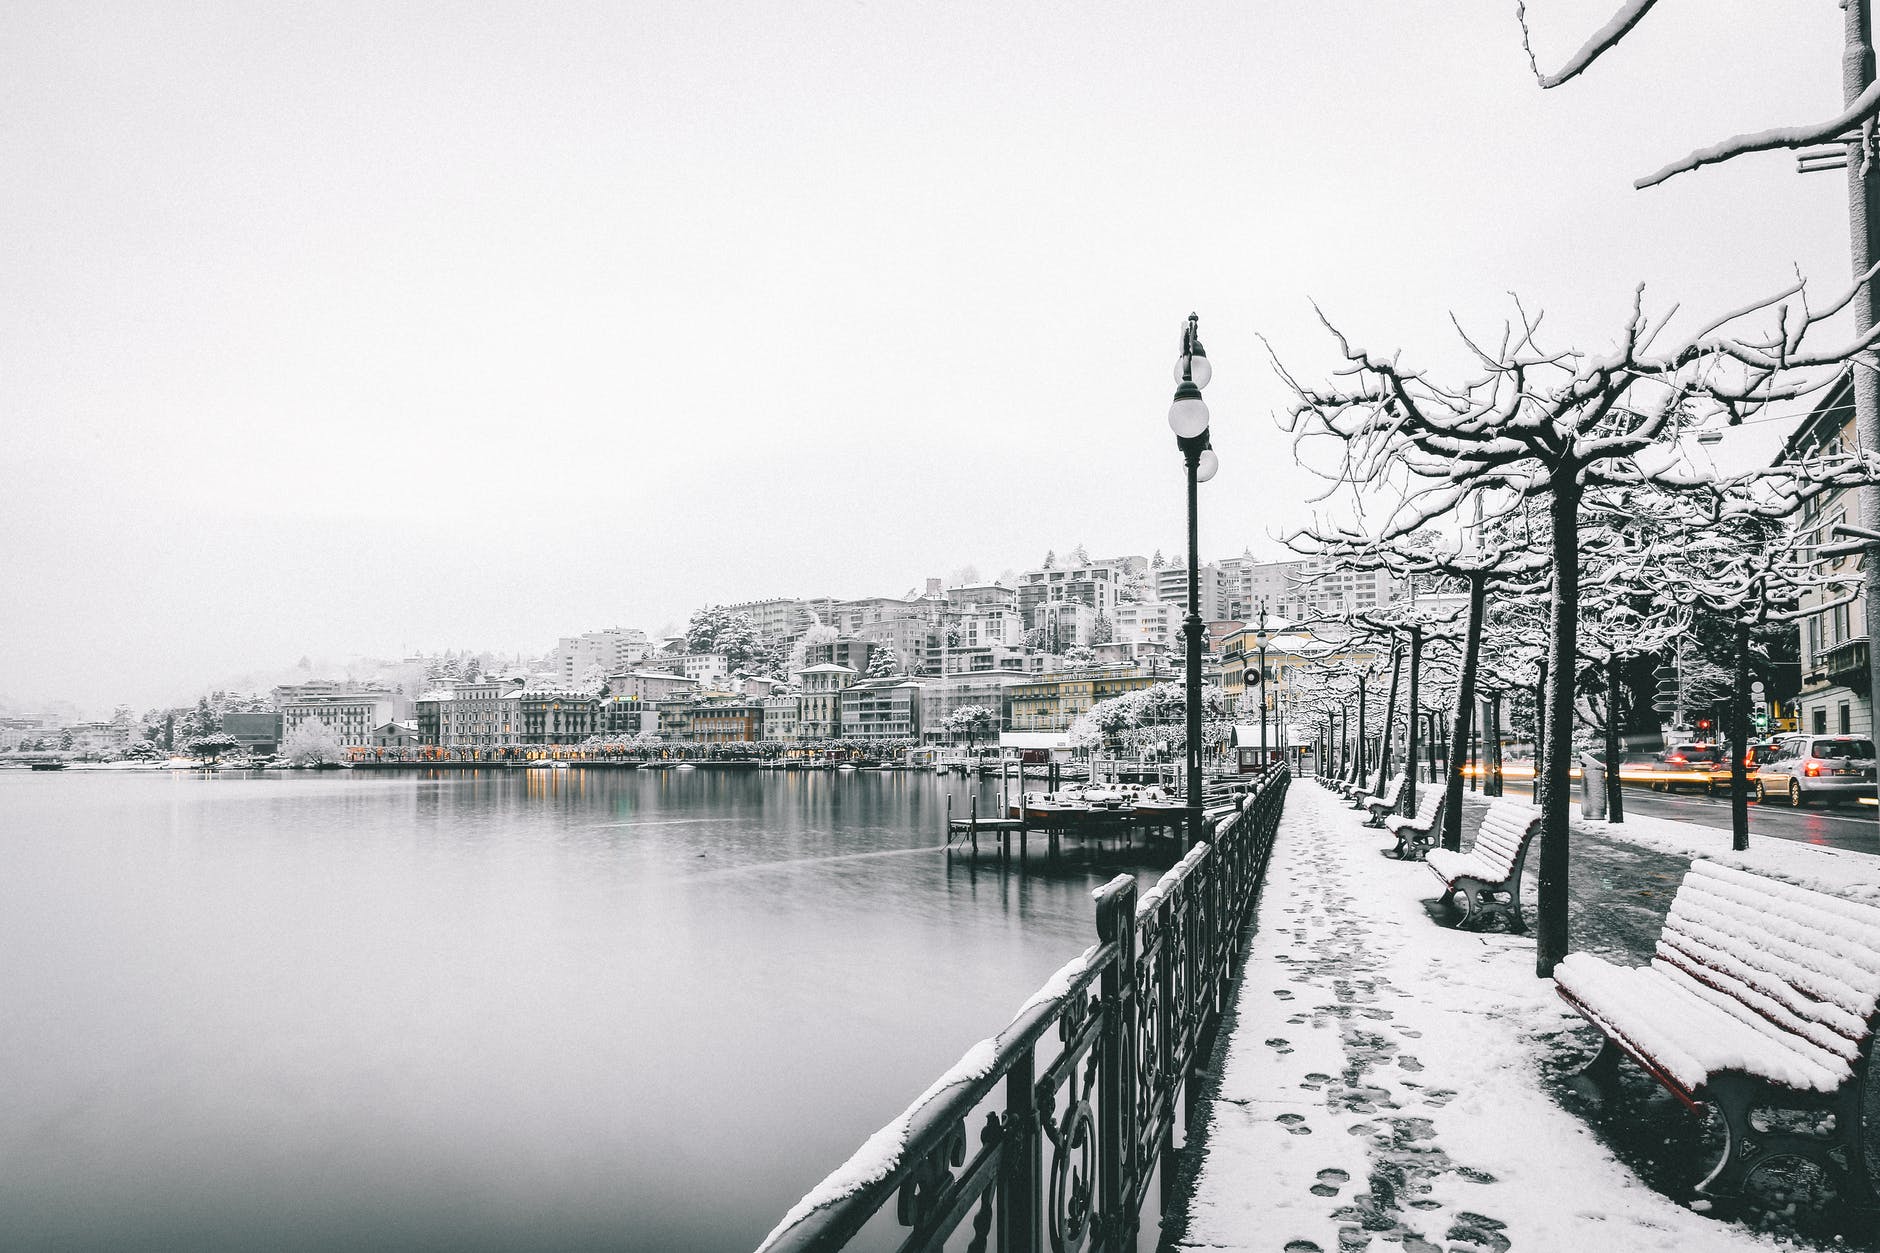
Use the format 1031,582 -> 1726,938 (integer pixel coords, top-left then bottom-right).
1697,718 -> 1712,732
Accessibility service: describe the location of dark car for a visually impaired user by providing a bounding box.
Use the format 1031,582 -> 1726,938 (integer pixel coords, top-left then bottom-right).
1649,743 -> 1723,792
1701,742 -> 1783,796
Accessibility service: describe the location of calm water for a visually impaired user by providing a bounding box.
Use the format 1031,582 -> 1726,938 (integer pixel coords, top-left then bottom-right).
0,767 -> 1166,1251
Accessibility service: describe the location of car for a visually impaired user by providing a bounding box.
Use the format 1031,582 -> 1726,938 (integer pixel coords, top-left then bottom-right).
1701,742 -> 1783,796
1753,735 -> 1878,806
1649,743 -> 1724,792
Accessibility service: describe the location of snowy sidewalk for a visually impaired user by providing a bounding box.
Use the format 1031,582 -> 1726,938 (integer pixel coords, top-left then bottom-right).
1170,781 -> 1870,1253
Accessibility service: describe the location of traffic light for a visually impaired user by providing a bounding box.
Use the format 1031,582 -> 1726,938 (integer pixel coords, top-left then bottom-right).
1697,718 -> 1712,734
1651,665 -> 1679,715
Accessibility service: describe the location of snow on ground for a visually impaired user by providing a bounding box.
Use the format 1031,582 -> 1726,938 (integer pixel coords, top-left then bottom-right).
1583,809 -> 1880,906
1175,783 -> 1784,1253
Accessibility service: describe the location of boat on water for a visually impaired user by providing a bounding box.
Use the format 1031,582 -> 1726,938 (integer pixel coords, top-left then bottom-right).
29,761 -> 69,771
1011,782 -> 1180,824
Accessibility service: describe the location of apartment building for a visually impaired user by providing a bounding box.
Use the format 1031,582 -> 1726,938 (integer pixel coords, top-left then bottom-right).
839,678 -> 923,741
796,663 -> 858,739
1785,373 -> 1870,737
553,628 -> 650,685
281,686 -> 402,748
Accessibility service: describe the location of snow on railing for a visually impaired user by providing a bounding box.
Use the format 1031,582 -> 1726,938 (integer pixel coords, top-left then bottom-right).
758,765 -> 1293,1253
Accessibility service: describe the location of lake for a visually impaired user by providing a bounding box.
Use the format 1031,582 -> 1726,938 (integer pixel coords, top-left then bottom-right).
0,767 -> 1171,1251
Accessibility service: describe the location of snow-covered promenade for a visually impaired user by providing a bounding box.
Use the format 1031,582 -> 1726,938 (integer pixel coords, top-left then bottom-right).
1172,782 -> 1880,1252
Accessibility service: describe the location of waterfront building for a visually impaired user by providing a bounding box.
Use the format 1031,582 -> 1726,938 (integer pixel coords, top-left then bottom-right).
655,698 -> 696,742
222,711 -> 283,754
840,678 -> 923,741
553,628 -> 651,686
761,694 -> 800,742
691,700 -> 764,743
1784,373 -> 1869,737
517,692 -> 599,745
369,721 -> 420,748
1007,663 -> 1169,733
418,678 -> 525,749
61,721 -> 132,756
795,663 -> 858,739
920,674 -> 1015,743
599,696 -> 651,738
281,687 -> 401,749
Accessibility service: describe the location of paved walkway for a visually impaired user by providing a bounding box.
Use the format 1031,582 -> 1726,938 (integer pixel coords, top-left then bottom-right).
1166,781 -> 1871,1253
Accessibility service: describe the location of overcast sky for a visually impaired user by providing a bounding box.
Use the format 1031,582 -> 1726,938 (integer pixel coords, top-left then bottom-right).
1,0 -> 1858,712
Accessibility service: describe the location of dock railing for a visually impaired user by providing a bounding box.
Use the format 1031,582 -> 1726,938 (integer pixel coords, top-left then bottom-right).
757,764 -> 1293,1253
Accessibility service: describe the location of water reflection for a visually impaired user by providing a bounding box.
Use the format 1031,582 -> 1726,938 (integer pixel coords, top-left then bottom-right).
0,769 -> 1168,1252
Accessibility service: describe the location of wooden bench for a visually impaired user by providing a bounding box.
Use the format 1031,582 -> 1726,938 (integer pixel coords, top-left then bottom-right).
1556,861 -> 1880,1214
1384,788 -> 1443,860
1361,774 -> 1407,827
1424,800 -> 1541,930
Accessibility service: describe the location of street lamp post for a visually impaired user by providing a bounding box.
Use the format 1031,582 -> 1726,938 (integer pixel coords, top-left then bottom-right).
1168,313 -> 1219,849
1253,603 -> 1270,772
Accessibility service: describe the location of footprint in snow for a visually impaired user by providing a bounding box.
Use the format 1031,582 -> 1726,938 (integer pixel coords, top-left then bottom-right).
1266,1037 -> 1294,1053
1311,1167 -> 1351,1196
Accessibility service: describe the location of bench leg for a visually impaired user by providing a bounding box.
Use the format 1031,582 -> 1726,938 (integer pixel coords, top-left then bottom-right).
1567,1037 -> 1624,1100
1693,1073 -> 1880,1215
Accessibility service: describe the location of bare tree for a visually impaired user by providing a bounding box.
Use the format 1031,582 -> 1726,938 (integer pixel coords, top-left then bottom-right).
1277,280 -> 1880,975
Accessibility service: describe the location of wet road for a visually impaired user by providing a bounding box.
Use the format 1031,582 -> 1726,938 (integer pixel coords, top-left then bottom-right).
1612,780 -> 1876,852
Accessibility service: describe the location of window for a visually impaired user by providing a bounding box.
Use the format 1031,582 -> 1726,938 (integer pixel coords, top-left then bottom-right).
1841,704 -> 1853,735
1814,707 -> 1829,734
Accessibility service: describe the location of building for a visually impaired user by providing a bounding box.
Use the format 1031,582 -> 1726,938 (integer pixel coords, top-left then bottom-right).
369,721 -> 420,748
553,628 -> 651,686
1154,562 -> 1225,621
62,720 -> 132,756
417,678 -> 526,749
606,670 -> 701,703
516,692 -> 599,745
840,678 -> 923,741
761,695 -> 800,742
1007,664 -> 1169,733
1016,560 -> 1127,633
671,653 -> 731,689
691,700 -> 763,743
1115,600 -> 1178,648
855,618 -> 933,675
920,674 -> 1015,743
801,637 -> 871,673
796,663 -> 858,739
599,696 -> 652,739
280,687 -> 402,749
222,711 -> 283,755
725,598 -> 823,642
1785,373 -> 1870,737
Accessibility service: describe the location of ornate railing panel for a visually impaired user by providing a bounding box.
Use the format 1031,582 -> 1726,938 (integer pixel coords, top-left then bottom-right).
757,767 -> 1292,1253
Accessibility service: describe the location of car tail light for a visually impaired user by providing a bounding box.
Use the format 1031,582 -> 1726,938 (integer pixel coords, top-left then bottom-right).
1667,755 -> 1686,765
1805,760 -> 1822,777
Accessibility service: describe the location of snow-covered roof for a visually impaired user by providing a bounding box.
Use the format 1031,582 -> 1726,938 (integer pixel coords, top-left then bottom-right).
797,663 -> 859,674
1000,732 -> 1073,750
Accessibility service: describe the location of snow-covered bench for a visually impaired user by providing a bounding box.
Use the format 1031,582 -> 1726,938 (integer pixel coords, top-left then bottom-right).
1360,774 -> 1407,827
1384,789 -> 1443,861
1424,800 -> 1540,930
1556,861 -> 1880,1213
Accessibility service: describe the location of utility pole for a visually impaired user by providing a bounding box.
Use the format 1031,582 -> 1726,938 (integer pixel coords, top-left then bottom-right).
1844,1 -> 1880,805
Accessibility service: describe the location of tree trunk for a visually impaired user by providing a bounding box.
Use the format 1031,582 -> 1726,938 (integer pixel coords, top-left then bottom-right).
1604,653 -> 1624,823
1731,620 -> 1751,852
1538,477 -> 1583,979
1532,659 -> 1547,804
1405,626 -> 1423,814
1484,693 -> 1504,797
1357,672 -> 1369,789
1441,573 -> 1487,852
1377,644 -> 1403,788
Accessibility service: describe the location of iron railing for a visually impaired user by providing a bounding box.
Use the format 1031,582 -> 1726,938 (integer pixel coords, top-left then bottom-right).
757,765 -> 1293,1253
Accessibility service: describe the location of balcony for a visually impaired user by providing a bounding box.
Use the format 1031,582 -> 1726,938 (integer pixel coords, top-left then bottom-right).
1821,637 -> 1871,693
